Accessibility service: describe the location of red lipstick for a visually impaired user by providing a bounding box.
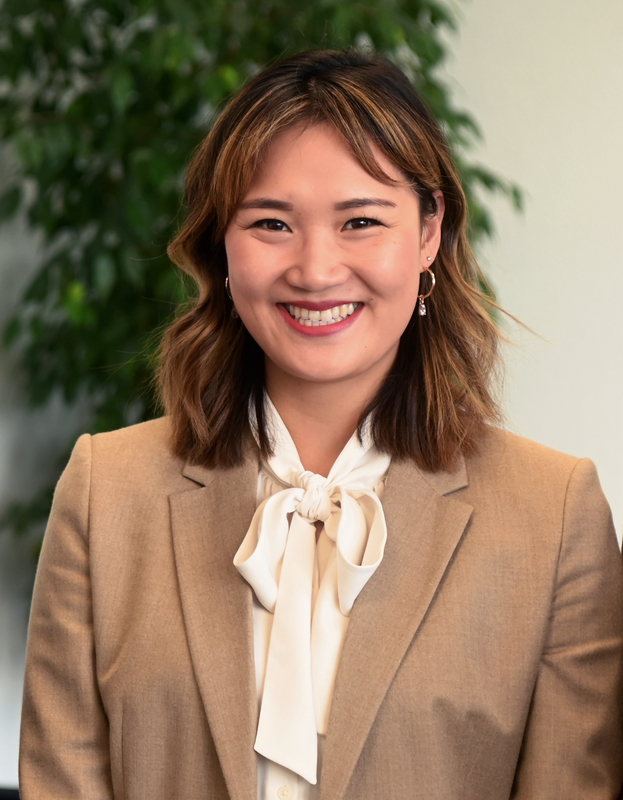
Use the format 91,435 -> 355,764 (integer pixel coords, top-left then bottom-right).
277,302 -> 363,337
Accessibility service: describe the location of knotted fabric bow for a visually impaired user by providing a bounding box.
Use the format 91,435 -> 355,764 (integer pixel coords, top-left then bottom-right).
234,401 -> 391,784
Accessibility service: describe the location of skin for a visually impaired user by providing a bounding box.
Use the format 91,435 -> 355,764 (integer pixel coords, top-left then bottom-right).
225,123 -> 444,476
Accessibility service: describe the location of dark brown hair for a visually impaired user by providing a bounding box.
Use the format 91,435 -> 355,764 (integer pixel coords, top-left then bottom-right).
159,48 -> 502,472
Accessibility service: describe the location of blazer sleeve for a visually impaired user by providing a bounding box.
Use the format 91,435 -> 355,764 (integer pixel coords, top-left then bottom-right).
512,458 -> 623,798
19,434 -> 114,799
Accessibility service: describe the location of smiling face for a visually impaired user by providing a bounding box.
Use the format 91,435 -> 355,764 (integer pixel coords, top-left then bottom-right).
224,122 -> 444,404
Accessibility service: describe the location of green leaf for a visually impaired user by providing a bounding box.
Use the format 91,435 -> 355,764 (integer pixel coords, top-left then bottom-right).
111,67 -> 137,114
63,280 -> 88,324
13,130 -> 45,170
217,65 -> 241,92
3,316 -> 21,347
93,252 -> 116,297
0,184 -> 22,221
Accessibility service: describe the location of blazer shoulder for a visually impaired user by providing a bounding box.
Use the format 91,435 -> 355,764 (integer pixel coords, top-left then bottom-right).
471,425 -> 581,477
463,426 -> 603,510
85,417 -> 187,492
90,415 -> 172,452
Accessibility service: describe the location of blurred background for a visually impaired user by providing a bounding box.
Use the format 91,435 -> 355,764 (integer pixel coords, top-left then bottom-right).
1,0 -> 622,790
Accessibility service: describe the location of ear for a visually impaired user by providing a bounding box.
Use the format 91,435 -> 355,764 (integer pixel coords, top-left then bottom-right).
419,190 -> 445,270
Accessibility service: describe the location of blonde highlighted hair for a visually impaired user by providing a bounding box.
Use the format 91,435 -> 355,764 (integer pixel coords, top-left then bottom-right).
159,48 -> 502,471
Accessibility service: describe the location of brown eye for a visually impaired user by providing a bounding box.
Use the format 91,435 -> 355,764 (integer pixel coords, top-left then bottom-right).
252,218 -> 290,232
343,217 -> 383,230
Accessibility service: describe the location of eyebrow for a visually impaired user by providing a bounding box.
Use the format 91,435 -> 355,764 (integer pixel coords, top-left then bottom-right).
334,198 -> 397,211
237,198 -> 294,211
237,197 -> 397,212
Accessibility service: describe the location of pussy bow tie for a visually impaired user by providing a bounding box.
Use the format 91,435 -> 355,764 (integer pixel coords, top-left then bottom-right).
234,405 -> 391,784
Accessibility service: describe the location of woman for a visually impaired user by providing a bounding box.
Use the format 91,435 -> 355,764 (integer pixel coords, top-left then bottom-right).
19,49 -> 623,799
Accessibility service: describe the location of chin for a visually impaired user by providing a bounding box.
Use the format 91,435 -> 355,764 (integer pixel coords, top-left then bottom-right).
275,360 -> 374,387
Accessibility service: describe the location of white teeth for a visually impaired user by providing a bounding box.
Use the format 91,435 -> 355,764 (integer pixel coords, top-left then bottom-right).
286,302 -> 359,325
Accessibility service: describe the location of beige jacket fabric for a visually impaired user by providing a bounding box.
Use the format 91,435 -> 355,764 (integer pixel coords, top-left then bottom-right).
19,417 -> 623,799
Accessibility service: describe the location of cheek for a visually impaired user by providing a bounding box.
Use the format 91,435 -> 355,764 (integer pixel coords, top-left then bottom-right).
223,236 -> 280,350
370,237 -> 422,299
224,236 -> 267,303
223,234 -> 248,280
373,242 -> 422,334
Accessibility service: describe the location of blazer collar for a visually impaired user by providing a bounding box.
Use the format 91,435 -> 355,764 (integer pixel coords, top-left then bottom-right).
171,450 -> 260,800
319,454 -> 473,800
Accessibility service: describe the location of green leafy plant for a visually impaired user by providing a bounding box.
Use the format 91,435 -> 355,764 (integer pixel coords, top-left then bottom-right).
0,0 -> 521,544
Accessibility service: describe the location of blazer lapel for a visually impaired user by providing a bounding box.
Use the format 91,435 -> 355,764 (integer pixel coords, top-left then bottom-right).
320,457 -> 474,800
170,453 -> 259,800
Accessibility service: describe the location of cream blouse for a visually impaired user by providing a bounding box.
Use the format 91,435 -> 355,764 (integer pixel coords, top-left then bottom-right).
233,400 -> 391,799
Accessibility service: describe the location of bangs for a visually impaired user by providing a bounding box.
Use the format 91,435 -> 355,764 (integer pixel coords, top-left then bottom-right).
207,76 -> 438,241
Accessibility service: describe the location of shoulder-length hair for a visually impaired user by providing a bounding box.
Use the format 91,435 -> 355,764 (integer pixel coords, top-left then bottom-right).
159,48 -> 502,472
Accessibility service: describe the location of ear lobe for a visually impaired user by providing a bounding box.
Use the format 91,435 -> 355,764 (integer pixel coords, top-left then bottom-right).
420,190 -> 445,268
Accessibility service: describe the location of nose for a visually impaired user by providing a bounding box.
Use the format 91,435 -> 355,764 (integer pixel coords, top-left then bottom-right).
285,228 -> 351,292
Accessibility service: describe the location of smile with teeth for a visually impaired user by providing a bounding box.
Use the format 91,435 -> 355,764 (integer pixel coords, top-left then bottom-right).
285,302 -> 360,326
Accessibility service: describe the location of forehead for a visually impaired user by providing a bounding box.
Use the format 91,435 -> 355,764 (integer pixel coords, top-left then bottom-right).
242,122 -> 407,198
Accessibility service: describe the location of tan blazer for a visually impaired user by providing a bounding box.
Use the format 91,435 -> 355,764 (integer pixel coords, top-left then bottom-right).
19,418 -> 623,799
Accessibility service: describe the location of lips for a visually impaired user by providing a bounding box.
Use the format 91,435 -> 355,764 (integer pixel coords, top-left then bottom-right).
285,302 -> 359,327
276,301 -> 363,337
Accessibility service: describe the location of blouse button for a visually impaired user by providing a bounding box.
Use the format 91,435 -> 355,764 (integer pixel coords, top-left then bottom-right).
277,785 -> 293,800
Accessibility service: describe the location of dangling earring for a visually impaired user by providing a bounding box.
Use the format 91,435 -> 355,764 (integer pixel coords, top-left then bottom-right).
418,260 -> 436,317
225,276 -> 239,319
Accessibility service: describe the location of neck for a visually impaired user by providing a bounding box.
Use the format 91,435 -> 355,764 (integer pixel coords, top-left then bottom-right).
265,371 -> 381,477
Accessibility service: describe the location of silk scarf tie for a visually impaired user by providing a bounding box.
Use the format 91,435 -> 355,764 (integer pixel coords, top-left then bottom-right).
233,400 -> 391,784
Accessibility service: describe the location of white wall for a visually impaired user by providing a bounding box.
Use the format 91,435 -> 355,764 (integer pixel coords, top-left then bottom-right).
443,0 -> 623,531
1,0 -> 622,787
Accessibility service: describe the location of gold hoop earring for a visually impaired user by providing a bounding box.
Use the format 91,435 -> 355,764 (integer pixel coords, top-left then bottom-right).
225,276 -> 239,319
418,266 -> 435,317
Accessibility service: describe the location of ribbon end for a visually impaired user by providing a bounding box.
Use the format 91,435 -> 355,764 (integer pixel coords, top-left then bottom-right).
254,740 -> 318,785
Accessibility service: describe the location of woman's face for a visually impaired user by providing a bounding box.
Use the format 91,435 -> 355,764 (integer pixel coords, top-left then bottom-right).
224,123 -> 444,398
